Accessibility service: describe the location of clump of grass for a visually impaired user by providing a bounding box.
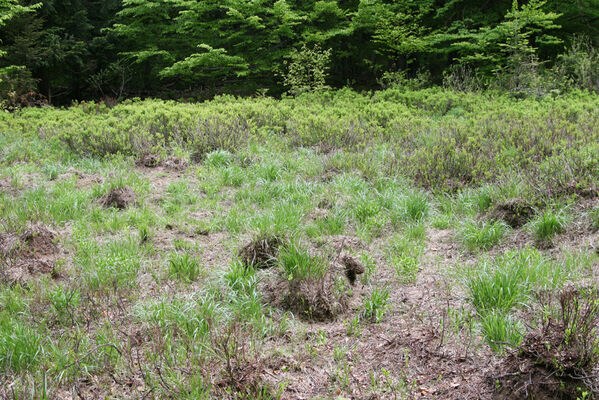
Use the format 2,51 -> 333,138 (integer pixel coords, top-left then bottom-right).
390,190 -> 429,227
480,310 -> 523,352
351,194 -> 381,224
278,242 -> 327,280
168,252 -> 202,282
590,206 -> 599,232
386,234 -> 422,283
393,254 -> 420,284
205,149 -> 233,168
0,314 -> 43,372
530,209 -> 566,243
361,286 -> 390,323
467,249 -> 549,313
403,191 -> 429,222
459,219 -> 509,251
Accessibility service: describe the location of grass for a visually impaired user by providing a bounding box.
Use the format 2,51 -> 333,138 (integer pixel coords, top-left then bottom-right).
531,208 -> 567,242
278,241 -> 327,281
0,314 -> 43,372
361,286 -> 390,323
479,311 -> 523,352
168,252 -> 202,282
1,88 -> 599,397
459,220 -> 509,251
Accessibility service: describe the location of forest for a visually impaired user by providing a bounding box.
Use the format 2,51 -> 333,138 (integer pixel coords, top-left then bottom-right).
2,1 -> 599,399
0,0 -> 599,104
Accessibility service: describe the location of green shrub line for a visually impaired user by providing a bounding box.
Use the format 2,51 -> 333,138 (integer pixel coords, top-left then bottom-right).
2,88 -> 599,196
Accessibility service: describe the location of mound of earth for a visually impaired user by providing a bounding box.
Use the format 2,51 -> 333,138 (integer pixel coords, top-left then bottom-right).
139,153 -> 160,168
99,187 -> 135,209
261,266 -> 351,322
488,199 -> 536,228
282,274 -> 350,321
163,157 -> 188,171
20,224 -> 58,257
491,287 -> 599,399
239,235 -> 284,269
0,223 -> 60,283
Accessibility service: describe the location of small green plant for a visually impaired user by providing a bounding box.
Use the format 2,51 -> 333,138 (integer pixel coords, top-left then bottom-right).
392,254 -> 420,284
168,252 -> 202,282
531,209 -> 566,242
403,191 -> 429,222
459,220 -> 509,251
360,253 -> 377,284
49,286 -> 80,324
361,286 -> 390,323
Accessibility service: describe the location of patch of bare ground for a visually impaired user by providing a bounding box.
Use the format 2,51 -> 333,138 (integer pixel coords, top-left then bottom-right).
259,227 -> 498,399
0,172 -> 41,195
137,154 -> 189,171
0,222 -> 62,284
0,177 -> 15,195
57,168 -> 103,187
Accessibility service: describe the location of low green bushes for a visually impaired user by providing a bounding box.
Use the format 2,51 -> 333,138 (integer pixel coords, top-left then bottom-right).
2,89 -> 598,196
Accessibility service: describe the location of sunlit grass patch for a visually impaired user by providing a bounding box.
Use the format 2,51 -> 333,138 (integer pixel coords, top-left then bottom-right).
459,219 -> 509,251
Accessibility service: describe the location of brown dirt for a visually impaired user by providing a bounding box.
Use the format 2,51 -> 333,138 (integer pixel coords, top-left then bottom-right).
0,177 -> 14,195
138,153 -> 160,168
238,234 -> 284,269
488,199 -> 536,228
550,180 -> 598,200
282,276 -> 350,322
57,168 -> 103,187
163,157 -> 189,171
341,254 -> 365,285
99,187 -> 136,209
0,223 -> 61,283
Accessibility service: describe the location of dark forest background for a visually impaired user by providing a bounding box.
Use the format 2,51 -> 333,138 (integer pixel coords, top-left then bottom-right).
1,0 -> 598,105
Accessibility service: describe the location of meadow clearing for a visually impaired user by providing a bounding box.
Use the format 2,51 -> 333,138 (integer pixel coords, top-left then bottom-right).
1,88 -> 599,399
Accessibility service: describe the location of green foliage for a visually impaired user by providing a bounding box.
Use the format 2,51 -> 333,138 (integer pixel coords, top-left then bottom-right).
480,310 -> 523,352
466,247 -> 577,314
2,0 -> 596,102
0,313 -> 43,372
282,44 -> 331,95
459,220 -> 509,251
278,241 -> 327,281
531,208 -> 566,242
361,286 -> 390,324
168,252 -> 202,282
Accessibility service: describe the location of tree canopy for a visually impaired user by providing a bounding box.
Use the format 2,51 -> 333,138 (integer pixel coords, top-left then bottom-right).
0,0 -> 598,103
